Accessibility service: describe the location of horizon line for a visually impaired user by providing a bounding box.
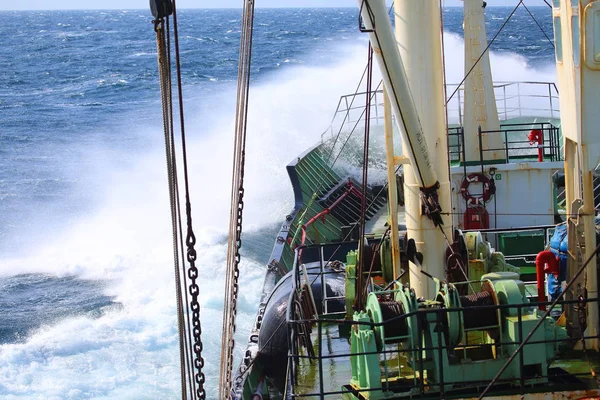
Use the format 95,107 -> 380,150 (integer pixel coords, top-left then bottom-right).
0,5 -> 550,11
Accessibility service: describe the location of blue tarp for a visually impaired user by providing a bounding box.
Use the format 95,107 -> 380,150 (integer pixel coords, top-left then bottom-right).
548,223 -> 567,301
547,217 -> 600,301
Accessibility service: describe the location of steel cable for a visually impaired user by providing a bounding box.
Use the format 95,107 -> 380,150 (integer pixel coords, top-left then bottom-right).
154,18 -> 195,400
446,0 -> 523,105
522,1 -> 555,50
219,0 -> 256,398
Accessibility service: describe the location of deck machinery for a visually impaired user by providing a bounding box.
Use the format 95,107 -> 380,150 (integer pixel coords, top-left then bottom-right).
286,0 -> 597,397
280,228 -> 590,399
346,243 -> 568,398
233,0 -> 600,398
272,220 -> 598,398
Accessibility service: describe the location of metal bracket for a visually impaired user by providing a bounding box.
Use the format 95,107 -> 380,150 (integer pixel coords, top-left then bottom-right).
358,0 -> 375,33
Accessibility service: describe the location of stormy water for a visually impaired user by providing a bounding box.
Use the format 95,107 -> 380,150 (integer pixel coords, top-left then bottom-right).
0,6 -> 555,399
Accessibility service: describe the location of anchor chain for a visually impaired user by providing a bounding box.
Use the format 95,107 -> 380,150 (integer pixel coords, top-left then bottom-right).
222,171 -> 245,393
219,1 -> 255,397
151,0 -> 206,397
154,15 -> 192,400
186,206 -> 207,400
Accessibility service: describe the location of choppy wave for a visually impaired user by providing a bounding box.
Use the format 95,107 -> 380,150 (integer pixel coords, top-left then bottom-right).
0,7 -> 555,399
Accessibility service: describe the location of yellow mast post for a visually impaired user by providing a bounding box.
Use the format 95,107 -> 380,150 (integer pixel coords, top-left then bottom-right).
383,87 -> 402,282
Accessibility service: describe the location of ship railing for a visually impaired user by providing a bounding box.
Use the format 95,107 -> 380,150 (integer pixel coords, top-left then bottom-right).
283,242 -> 600,398
321,89 -> 386,143
284,242 -> 358,399
446,81 -> 560,125
554,162 -> 600,215
284,290 -> 600,398
321,81 -> 560,145
285,247 -> 301,399
447,122 -> 562,166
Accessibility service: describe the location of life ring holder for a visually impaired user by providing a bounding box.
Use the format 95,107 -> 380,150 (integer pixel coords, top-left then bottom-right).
460,173 -> 492,205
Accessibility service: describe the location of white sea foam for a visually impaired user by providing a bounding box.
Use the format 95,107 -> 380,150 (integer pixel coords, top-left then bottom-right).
0,35 -> 557,399
0,41 -> 368,398
443,32 -> 557,123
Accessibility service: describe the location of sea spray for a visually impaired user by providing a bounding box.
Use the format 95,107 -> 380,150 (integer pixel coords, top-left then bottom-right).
0,7 -> 556,399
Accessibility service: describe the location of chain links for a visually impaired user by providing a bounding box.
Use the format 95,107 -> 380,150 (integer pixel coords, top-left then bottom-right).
220,1 -> 255,396
186,207 -> 206,400
225,184 -> 244,393
152,6 -> 206,399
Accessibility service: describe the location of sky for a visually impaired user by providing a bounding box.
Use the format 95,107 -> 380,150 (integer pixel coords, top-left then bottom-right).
0,0 -> 550,11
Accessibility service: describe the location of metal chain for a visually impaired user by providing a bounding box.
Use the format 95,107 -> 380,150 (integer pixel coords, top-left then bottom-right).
167,0 -> 207,396
186,205 -> 206,399
221,161 -> 245,396
154,16 -> 198,400
226,169 -> 244,387
219,1 -> 255,397
151,1 -> 206,397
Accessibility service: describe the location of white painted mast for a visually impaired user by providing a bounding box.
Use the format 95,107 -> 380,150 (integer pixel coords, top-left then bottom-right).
355,0 -> 437,188
356,0 -> 447,297
462,0 -> 503,162
394,0 -> 453,298
553,0 -> 599,349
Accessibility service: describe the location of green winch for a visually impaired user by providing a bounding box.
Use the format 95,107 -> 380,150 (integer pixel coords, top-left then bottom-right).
347,272 -> 567,398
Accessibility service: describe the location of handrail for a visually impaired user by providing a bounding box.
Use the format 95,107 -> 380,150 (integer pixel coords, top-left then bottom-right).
284,291 -> 600,397
283,239 -> 600,398
322,81 -> 560,144
448,121 -> 562,165
447,81 -> 560,123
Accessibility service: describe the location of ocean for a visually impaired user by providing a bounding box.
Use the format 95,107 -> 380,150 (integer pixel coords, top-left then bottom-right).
0,6 -> 556,399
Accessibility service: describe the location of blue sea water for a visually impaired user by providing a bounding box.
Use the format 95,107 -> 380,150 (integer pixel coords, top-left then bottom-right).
0,6 -> 555,399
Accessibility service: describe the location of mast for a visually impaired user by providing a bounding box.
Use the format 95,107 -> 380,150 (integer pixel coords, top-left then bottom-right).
553,0 -> 599,349
462,0 -> 503,162
394,0 -> 452,298
383,87 -> 402,281
357,0 -> 447,297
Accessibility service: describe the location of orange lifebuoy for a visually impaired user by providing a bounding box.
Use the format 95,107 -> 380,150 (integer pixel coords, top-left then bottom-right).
460,173 -> 492,205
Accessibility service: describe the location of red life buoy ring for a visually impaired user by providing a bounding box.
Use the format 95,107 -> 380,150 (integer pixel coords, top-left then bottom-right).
460,173 -> 492,205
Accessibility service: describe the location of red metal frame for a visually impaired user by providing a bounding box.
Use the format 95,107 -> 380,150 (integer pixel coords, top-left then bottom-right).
299,182 -> 363,247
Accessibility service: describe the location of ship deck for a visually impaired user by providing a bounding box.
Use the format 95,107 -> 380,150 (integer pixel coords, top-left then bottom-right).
292,318 -> 600,399
294,320 -> 354,398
